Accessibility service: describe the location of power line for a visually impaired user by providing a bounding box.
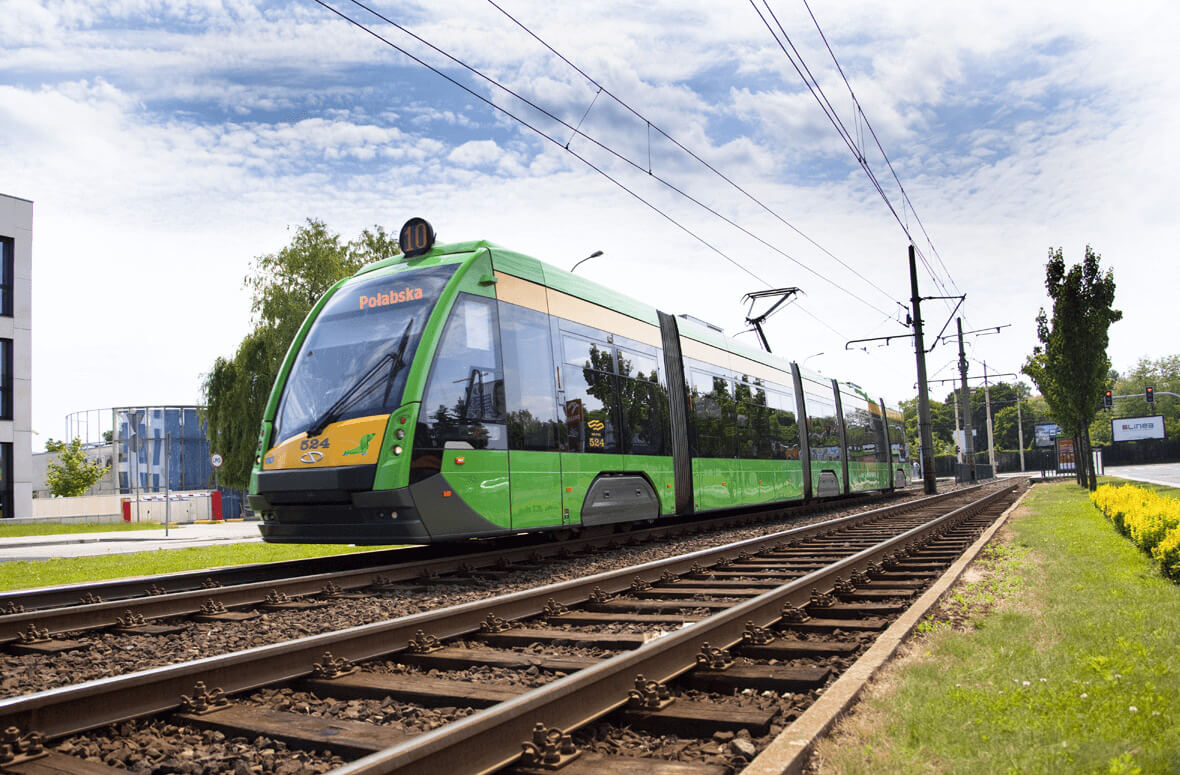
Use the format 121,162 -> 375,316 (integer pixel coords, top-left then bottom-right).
748,0 -> 962,316
310,0 -> 772,290
484,0 -> 906,317
331,0 -> 900,321
799,0 -> 963,300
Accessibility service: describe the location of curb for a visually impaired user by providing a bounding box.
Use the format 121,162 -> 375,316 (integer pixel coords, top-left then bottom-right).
740,484 -> 1035,775
0,525 -> 262,550
1106,472 -> 1180,489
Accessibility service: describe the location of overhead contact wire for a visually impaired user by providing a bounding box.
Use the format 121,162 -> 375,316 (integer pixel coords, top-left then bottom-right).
800,0 -> 964,302
484,0 -> 904,313
331,0 -> 897,320
310,0 -> 769,289
751,0 -> 961,314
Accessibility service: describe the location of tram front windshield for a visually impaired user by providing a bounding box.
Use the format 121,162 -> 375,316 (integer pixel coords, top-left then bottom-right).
273,266 -> 457,443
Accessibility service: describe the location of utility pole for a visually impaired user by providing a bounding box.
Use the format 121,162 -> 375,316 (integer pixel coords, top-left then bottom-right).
952,389 -> 962,463
956,318 -> 976,481
983,361 -> 997,473
909,245 -> 937,494
1016,387 -> 1026,472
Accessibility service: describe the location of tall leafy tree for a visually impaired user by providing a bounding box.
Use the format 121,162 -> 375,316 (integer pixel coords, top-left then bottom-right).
45,438 -> 111,497
203,219 -> 399,489
1023,246 -> 1121,490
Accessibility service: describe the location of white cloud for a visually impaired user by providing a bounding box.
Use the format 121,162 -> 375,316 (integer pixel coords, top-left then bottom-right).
3,0 -> 1179,448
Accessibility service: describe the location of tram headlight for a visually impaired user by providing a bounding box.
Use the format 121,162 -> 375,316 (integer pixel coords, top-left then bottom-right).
392,445 -> 403,456
395,429 -> 405,440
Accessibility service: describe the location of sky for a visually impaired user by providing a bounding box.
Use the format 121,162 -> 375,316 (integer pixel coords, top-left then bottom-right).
3,0 -> 1179,449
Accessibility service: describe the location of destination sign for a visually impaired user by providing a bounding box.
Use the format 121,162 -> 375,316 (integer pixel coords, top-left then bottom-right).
359,286 -> 424,310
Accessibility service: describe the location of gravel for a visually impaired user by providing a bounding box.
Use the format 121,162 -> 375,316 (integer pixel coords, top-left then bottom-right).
56,720 -> 345,774
1,490 -> 954,699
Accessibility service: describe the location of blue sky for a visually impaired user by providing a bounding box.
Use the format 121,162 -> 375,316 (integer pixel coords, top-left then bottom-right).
2,0 -> 1178,446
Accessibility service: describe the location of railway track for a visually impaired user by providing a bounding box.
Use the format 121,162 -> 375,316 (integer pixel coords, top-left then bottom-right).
0,482 -> 1017,774
0,489 -> 920,646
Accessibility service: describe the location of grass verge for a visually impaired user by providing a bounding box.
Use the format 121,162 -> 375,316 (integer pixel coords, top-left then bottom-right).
0,542 -> 404,592
0,521 -> 163,538
812,482 -> 1180,774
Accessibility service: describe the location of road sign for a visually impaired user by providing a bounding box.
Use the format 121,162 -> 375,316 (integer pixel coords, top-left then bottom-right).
210,453 -> 224,469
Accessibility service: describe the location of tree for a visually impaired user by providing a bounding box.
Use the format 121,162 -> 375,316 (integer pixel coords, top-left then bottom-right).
45,437 -> 110,497
1023,246 -> 1121,490
202,219 -> 399,489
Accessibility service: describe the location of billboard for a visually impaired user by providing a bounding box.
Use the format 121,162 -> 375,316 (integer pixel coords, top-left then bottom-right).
1057,437 -> 1075,471
1034,423 -> 1061,448
1111,415 -> 1167,442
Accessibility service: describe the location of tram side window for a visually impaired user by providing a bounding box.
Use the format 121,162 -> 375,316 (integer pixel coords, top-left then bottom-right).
562,334 -> 620,454
417,295 -> 507,452
500,302 -> 562,451
842,394 -> 885,464
804,384 -> 841,462
889,416 -> 908,462
617,348 -> 670,456
842,397 -> 873,463
871,403 -> 889,462
688,366 -> 734,458
766,386 -> 801,460
733,378 -> 764,459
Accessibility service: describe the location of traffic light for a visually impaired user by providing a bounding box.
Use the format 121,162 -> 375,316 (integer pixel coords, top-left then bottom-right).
1103,390 -> 1113,408
1146,386 -> 1155,404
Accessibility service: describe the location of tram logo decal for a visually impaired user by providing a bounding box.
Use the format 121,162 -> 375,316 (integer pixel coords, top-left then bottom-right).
360,287 -> 423,310
300,450 -> 325,464
343,433 -> 377,457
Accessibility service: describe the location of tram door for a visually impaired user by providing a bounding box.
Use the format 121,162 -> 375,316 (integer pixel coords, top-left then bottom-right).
499,303 -> 565,530
557,329 -> 625,525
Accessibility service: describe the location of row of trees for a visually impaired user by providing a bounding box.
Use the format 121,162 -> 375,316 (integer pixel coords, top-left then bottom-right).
900,384 -> 1055,458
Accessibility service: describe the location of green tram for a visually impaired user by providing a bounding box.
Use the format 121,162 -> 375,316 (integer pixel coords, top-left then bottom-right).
250,218 -> 909,544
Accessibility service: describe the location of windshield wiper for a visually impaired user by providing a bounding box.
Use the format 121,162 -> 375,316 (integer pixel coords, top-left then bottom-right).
305,318 -> 415,437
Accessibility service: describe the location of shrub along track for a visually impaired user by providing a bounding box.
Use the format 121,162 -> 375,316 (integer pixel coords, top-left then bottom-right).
0,482 -> 1018,775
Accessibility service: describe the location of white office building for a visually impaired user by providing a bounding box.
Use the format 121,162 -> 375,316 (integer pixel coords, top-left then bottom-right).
0,194 -> 33,519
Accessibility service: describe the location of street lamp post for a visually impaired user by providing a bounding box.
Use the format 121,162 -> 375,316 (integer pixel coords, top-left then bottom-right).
570,250 -> 603,273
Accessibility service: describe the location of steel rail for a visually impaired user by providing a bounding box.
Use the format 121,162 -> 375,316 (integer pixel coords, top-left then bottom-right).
0,544 -> 431,612
335,483 -> 1016,775
0,496 -> 880,613
0,484 -> 988,742
0,489 -> 911,642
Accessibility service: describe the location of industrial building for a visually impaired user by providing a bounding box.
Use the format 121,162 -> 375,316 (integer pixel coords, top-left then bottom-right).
32,406 -> 244,518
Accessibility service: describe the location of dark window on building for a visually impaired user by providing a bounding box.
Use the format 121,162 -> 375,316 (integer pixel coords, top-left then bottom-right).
0,339 -> 11,421
0,442 -> 11,519
617,347 -> 670,456
413,295 -> 506,480
499,301 -> 562,451
687,362 -> 734,458
561,333 -> 620,454
0,237 -> 12,317
803,379 -> 841,461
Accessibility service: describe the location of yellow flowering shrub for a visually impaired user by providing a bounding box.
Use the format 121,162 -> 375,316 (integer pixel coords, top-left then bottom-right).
1091,483 -> 1180,580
